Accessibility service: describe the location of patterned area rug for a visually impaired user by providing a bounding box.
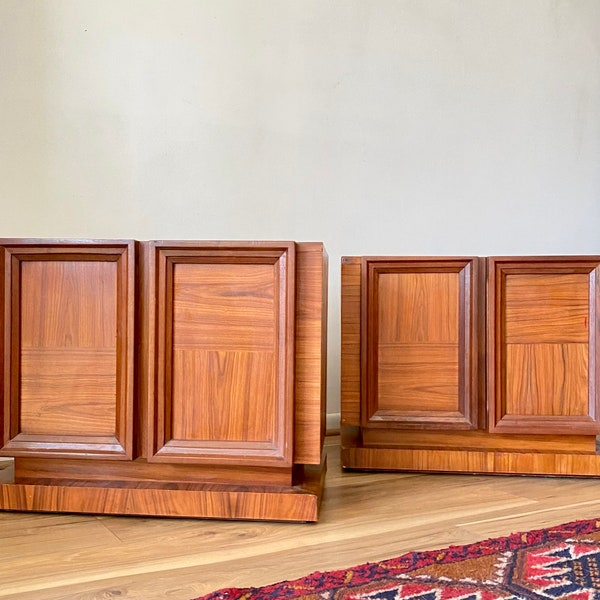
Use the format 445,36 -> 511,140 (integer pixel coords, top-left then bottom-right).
193,518 -> 600,599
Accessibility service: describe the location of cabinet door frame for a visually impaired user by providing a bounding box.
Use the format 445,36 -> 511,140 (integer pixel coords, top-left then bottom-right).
360,256 -> 484,431
144,241 -> 296,467
0,239 -> 136,459
488,256 -> 600,435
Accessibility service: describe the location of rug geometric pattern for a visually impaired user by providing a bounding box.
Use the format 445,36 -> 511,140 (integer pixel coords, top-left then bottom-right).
193,519 -> 600,600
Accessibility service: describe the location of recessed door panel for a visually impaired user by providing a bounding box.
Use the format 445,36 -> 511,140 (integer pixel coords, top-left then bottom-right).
362,257 -> 483,430
488,257 -> 600,434
147,242 -> 295,466
0,241 -> 135,459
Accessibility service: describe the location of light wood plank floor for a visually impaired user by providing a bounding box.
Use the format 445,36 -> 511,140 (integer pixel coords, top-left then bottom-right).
3,436 -> 600,600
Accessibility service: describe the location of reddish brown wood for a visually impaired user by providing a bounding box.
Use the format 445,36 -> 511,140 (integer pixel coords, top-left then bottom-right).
488,256 -> 600,435
342,254 -> 600,477
13,457 -> 292,486
0,239 -> 327,521
341,444 -> 600,477
0,479 -> 322,521
360,429 -> 596,453
145,241 -> 295,467
360,257 -> 483,430
340,257 -> 361,427
294,243 -> 328,464
0,240 -> 136,459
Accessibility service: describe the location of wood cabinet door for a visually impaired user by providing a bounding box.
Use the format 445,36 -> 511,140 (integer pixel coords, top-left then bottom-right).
488,256 -> 600,434
143,241 -> 295,467
360,257 -> 484,430
0,240 -> 136,459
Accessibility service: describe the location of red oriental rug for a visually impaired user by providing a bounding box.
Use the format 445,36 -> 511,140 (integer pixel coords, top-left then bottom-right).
193,518 -> 600,600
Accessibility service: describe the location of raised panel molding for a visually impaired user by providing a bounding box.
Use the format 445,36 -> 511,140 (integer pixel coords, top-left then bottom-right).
0,240 -> 136,460
0,239 -> 327,521
487,256 -> 600,435
145,241 -> 295,467
360,257 -> 484,430
342,254 -> 600,477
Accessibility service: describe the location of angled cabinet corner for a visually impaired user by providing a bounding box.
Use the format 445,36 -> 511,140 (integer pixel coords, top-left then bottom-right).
0,239 -> 136,460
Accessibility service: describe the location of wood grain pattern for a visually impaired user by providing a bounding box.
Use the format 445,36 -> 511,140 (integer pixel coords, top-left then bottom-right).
20,349 -> 116,436
14,456 -> 293,486
505,343 -> 588,416
0,239 -> 328,522
171,349 -> 275,442
488,257 -> 600,435
343,446 -> 495,473
148,242 -> 295,467
340,257 -> 361,426
341,429 -> 600,477
377,272 -> 459,344
342,254 -> 600,475
294,242 -> 328,465
0,240 -> 135,459
19,260 -> 118,436
170,263 -> 278,445
342,443 -> 600,477
172,262 -> 276,351
20,260 -> 118,348
360,429 -> 596,452
377,343 -> 459,412
360,257 -> 481,430
0,480 -> 321,522
504,273 -> 589,343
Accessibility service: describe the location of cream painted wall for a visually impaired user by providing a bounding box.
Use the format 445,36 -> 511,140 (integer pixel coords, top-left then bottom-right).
1,1 -> 599,418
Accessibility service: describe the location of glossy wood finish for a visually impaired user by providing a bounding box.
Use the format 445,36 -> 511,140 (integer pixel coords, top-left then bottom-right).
488,256 -> 600,435
0,239 -> 327,521
0,463 -> 323,522
12,456 -> 292,486
6,437 -> 600,600
344,422 -> 600,476
340,257 -> 361,427
360,257 -> 483,430
294,243 -> 328,464
0,240 -> 136,460
342,254 -> 600,477
146,241 -> 295,467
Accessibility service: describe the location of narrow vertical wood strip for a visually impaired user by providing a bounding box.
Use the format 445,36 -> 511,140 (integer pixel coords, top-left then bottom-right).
294,242 -> 328,465
340,257 -> 361,426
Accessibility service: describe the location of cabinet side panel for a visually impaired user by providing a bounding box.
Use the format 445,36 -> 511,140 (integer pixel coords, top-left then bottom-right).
341,257 -> 361,426
294,242 -> 327,465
